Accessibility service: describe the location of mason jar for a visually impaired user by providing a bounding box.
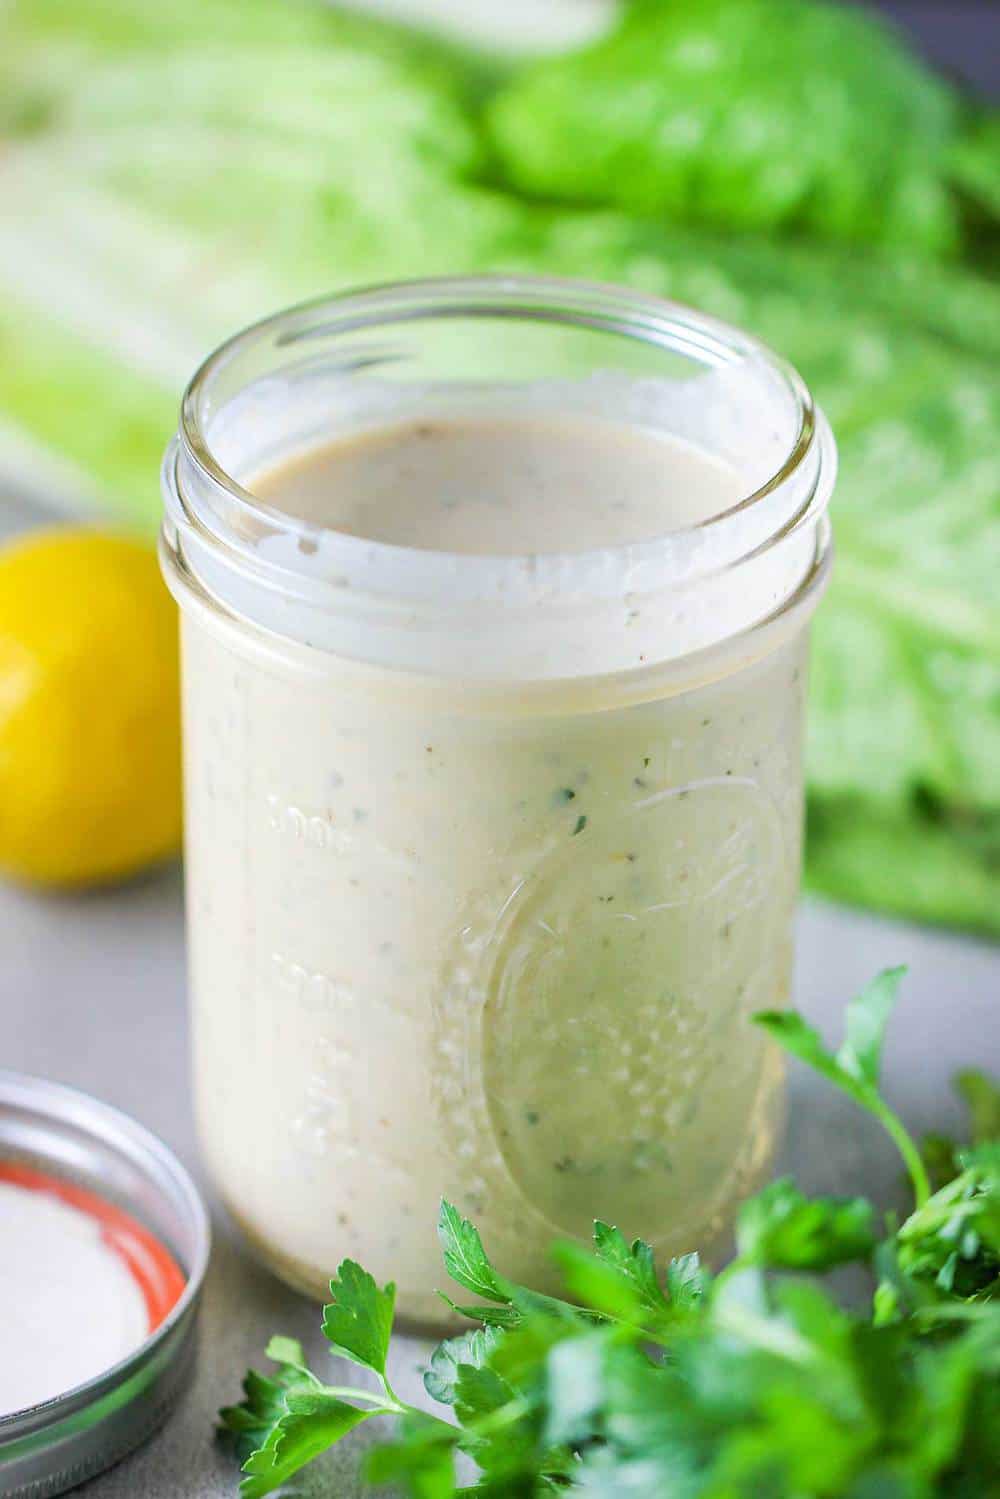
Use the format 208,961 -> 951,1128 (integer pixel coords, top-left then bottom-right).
160,275 -> 834,1327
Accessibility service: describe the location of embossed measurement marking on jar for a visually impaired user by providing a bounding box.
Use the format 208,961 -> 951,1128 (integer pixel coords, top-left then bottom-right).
271,952 -> 356,1015
266,794 -> 355,854
291,1059 -> 356,1160
265,792 -> 419,870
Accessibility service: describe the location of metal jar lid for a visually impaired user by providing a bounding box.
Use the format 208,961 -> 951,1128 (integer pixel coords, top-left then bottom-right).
0,1072 -> 210,1498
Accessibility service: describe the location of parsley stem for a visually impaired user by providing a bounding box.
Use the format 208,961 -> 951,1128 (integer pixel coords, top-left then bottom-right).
320,1385 -> 403,1411
468,1394 -> 532,1437
876,1101 -> 931,1208
381,1373 -> 399,1407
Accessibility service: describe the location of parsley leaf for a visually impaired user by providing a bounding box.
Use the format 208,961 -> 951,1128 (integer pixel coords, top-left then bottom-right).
755,967 -> 931,1206
237,1392 -> 372,1499
424,1326 -> 504,1406
550,1239 -> 647,1325
218,1343 -> 320,1464
592,1221 -> 673,1313
736,1178 -> 878,1271
896,1143 -> 1000,1304
665,1252 -> 710,1312
838,965 -> 904,1086
921,1068 -> 1000,1188
957,1070 -> 1000,1146
551,1224 -> 705,1335
437,1199 -> 513,1306
219,1336 -> 388,1499
322,1259 -> 395,1376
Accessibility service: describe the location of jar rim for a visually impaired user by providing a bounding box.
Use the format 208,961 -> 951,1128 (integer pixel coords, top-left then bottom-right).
176,272 -> 824,571
163,273 -> 835,680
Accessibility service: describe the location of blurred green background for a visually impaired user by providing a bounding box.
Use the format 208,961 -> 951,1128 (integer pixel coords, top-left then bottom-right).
1,0 -> 998,930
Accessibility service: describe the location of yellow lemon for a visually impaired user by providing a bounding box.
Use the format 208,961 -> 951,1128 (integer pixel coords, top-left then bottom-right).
0,529 -> 182,887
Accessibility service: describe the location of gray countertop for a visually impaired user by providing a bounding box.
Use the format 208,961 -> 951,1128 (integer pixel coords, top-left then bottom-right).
4,867 -> 998,1498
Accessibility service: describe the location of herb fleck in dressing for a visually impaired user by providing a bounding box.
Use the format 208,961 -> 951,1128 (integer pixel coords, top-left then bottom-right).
183,412 -> 808,1324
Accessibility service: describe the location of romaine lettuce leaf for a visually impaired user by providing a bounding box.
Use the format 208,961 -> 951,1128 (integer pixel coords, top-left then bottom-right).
806,798 -> 1000,933
486,0 -> 962,256
0,0 -> 524,521
950,112 -> 1000,226
0,295 -> 177,527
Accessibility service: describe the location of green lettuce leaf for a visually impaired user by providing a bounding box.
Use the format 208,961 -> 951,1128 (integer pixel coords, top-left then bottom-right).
950,111 -> 1000,226
0,0 -> 524,523
0,295 -> 177,528
805,799 -> 1000,935
486,0 -> 962,255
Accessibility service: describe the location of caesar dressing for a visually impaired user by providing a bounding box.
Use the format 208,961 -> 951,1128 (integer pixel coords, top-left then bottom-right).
180,413 -> 809,1323
162,276 -> 834,1327
253,413 -> 742,552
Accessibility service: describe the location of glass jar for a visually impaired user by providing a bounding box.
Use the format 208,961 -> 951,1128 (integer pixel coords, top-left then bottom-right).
161,276 -> 834,1327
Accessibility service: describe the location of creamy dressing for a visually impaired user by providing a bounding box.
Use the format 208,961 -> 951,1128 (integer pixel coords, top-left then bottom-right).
254,414 -> 741,552
184,412 -> 807,1324
0,1182 -> 149,1414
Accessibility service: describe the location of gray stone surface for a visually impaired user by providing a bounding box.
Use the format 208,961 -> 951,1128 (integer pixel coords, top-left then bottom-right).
4,866 -> 997,1497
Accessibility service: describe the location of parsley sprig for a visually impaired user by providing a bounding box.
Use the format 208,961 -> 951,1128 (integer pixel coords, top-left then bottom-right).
221,970 -> 1000,1497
